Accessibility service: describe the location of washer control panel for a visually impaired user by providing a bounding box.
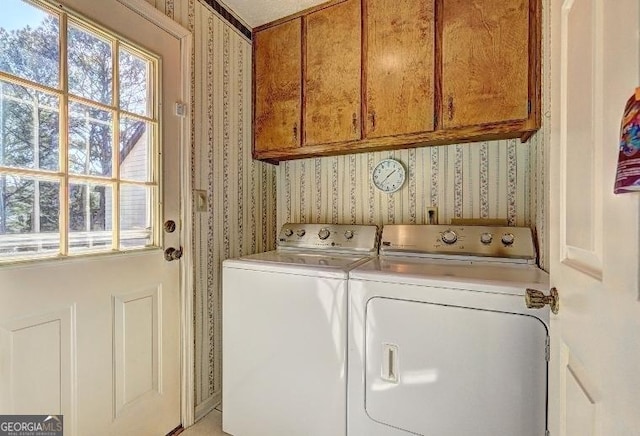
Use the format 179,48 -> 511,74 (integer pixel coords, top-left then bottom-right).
278,223 -> 379,254
380,225 -> 537,262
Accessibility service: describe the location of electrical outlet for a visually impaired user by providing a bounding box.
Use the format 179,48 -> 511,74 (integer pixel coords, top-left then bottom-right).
426,207 -> 438,225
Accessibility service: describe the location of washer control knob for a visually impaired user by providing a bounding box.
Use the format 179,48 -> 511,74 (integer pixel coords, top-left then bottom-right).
296,229 -> 306,237
501,233 -> 515,246
344,230 -> 354,240
284,228 -> 293,237
318,228 -> 331,240
480,232 -> 493,245
441,230 -> 458,245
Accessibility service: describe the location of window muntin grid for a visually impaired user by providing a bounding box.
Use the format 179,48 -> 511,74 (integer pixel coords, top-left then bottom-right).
0,0 -> 160,261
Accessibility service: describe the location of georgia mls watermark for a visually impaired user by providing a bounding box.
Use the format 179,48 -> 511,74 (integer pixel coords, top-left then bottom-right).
0,415 -> 63,436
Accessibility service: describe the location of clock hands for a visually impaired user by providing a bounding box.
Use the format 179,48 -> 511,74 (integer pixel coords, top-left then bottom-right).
382,169 -> 397,183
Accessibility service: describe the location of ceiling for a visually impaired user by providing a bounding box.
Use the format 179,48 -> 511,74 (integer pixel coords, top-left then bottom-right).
219,0 -> 327,28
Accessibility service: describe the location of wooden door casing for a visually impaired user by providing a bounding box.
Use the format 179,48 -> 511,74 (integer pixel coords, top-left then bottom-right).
441,0 -> 530,129
304,0 -> 361,146
364,0 -> 435,139
253,19 -> 302,153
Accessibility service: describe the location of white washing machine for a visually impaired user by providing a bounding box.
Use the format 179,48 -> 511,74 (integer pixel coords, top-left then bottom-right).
222,223 -> 379,436
348,225 -> 552,436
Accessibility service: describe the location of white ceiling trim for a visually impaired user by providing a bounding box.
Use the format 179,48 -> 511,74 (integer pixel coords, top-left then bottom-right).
218,0 -> 328,28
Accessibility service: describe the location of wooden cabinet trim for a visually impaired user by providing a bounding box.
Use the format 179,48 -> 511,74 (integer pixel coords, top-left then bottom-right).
528,0 -> 542,131
255,119 -> 535,161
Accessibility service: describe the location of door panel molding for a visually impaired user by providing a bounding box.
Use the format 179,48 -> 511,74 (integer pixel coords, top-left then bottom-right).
558,343 -> 600,436
113,287 -> 162,417
559,0 -> 603,279
0,307 -> 76,434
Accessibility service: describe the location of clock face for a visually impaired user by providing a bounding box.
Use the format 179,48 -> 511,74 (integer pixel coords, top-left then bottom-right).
371,158 -> 406,193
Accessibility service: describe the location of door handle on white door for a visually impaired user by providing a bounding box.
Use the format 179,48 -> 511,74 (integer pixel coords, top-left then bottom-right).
164,247 -> 183,261
525,287 -> 559,314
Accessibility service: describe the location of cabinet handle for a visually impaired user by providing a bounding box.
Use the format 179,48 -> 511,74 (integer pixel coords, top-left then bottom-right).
369,110 -> 376,131
352,113 -> 358,133
293,122 -> 298,143
448,96 -> 455,122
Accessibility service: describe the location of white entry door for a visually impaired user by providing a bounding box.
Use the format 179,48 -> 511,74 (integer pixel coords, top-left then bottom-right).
549,0 -> 640,434
0,0 -> 188,435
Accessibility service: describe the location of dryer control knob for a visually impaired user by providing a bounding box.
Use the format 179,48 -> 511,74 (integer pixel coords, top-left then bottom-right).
296,229 -> 306,237
441,230 -> 458,245
318,228 -> 331,240
480,232 -> 493,244
501,233 -> 515,246
284,228 -> 293,237
344,230 -> 354,240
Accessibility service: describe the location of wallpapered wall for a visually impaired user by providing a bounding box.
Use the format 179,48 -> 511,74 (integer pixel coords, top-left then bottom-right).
145,0 -> 278,416
277,132 -> 547,268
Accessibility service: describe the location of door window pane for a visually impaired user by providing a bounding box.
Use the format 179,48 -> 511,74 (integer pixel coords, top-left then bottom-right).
0,81 -> 60,171
120,117 -> 151,182
0,4 -> 159,261
119,48 -> 152,117
68,23 -> 113,105
68,102 -> 113,177
0,175 -> 60,258
69,183 -> 113,253
0,0 -> 60,88
120,184 -> 151,249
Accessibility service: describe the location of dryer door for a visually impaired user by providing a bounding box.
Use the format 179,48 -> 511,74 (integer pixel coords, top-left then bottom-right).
365,297 -> 548,436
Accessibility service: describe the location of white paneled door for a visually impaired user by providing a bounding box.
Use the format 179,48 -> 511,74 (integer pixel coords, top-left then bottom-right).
0,0 -> 189,435
549,0 -> 640,434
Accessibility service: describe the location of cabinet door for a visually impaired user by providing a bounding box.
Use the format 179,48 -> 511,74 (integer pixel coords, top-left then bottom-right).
254,19 -> 301,152
442,0 -> 529,129
304,0 -> 361,146
365,0 -> 435,138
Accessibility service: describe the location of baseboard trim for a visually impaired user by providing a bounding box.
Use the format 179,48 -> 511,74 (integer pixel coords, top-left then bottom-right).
195,392 -> 221,421
166,425 -> 184,436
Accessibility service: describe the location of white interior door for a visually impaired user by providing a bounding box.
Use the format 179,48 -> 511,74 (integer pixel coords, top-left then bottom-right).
549,0 -> 640,434
0,0 -> 188,435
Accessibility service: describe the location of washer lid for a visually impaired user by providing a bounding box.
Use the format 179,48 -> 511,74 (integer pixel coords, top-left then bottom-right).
349,257 -> 549,295
223,250 -> 373,278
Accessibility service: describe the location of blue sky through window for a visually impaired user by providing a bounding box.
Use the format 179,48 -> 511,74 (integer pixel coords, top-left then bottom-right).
0,0 -> 51,32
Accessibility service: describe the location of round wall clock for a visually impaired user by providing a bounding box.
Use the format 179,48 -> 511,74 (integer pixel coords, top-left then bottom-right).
371,158 -> 406,193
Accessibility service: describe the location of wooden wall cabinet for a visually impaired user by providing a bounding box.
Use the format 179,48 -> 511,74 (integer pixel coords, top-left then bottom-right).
441,0 -> 530,129
253,19 -> 301,152
252,0 -> 541,162
304,0 -> 361,146
364,0 -> 435,139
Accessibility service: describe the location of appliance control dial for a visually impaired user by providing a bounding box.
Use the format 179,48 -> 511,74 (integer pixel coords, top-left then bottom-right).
480,232 -> 493,244
344,230 -> 354,240
441,230 -> 458,245
501,233 -> 515,246
284,228 -> 293,237
296,229 -> 306,237
318,228 -> 331,240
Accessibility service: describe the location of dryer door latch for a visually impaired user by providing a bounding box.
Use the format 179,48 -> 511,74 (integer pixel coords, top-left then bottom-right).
381,343 -> 399,384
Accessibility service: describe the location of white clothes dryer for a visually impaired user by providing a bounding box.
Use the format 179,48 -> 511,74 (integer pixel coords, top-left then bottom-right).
348,225 -> 552,436
222,223 -> 378,436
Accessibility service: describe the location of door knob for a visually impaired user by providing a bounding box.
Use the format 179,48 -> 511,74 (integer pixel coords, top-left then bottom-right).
164,246 -> 183,261
525,287 -> 559,314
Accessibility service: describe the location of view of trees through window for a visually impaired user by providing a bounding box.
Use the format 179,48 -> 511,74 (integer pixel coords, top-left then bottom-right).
0,0 -> 158,259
